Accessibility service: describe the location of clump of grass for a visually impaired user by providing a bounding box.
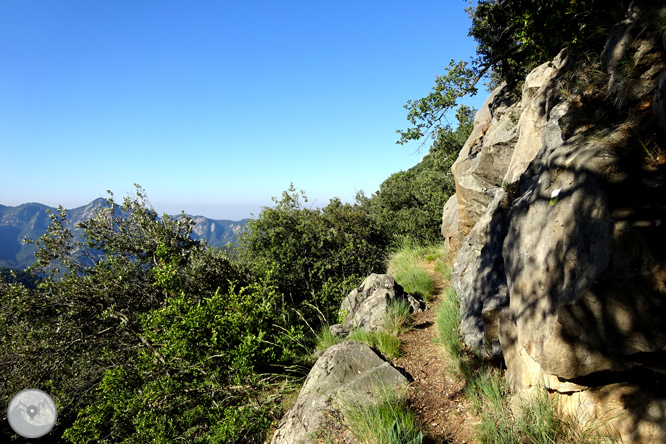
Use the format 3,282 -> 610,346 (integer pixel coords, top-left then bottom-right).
436,286 -> 619,444
435,286 -> 477,379
433,259 -> 452,281
314,326 -> 344,354
469,372 -> 619,444
381,298 -> 413,337
349,329 -> 402,360
387,241 -> 446,302
341,385 -> 424,444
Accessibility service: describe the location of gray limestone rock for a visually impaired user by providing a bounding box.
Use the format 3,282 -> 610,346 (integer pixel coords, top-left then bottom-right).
441,193 -> 461,253
445,6 -> 666,441
269,340 -> 408,444
330,274 -> 423,338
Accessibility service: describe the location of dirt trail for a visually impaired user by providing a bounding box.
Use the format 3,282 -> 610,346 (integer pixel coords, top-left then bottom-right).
391,265 -> 480,444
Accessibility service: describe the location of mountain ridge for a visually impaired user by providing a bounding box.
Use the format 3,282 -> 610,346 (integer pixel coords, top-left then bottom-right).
0,199 -> 249,270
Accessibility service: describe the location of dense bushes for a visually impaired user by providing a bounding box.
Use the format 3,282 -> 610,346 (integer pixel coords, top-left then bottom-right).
0,184 -> 399,442
63,284 -> 282,443
240,185 -> 390,324
0,188 -> 273,442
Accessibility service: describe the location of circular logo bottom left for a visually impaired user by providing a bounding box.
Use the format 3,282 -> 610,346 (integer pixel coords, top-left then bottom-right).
7,389 -> 57,438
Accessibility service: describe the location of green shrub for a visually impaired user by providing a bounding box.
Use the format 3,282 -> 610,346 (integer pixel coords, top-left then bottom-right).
239,185 -> 390,326
64,283 -> 283,443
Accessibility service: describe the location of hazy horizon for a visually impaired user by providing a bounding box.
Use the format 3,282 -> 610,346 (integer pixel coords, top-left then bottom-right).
1,1 -> 485,220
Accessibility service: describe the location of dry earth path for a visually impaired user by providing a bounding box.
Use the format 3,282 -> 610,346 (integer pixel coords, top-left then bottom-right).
391,265 -> 480,444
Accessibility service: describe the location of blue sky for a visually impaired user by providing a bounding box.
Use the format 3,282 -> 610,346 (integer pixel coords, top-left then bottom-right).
1,0 -> 486,220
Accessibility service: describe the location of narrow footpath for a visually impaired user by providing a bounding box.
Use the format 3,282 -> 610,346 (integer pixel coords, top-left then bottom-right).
391,269 -> 480,444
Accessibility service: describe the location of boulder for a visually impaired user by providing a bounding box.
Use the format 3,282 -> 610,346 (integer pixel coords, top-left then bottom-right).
270,340 -> 408,444
502,50 -> 569,184
330,274 -> 423,337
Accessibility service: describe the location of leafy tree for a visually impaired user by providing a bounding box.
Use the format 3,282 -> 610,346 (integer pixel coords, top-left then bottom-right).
372,106 -> 475,244
398,0 -> 630,148
0,186 -> 252,441
240,184 -> 390,324
397,64 -> 483,148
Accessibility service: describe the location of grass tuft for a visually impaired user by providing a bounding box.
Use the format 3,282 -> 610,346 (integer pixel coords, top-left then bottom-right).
348,329 -> 402,361
341,385 -> 424,444
469,372 -> 620,444
387,241 -> 448,302
381,298 -> 413,337
314,326 -> 344,354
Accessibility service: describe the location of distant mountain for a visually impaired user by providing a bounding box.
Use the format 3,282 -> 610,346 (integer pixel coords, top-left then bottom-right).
0,199 -> 249,270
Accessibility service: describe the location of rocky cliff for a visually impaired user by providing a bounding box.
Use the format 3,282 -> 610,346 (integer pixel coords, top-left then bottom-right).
443,4 -> 666,442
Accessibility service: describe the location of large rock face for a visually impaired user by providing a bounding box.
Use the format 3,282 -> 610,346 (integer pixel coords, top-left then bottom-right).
270,340 -> 408,444
441,193 -> 461,253
450,50 -> 570,358
447,4 -> 666,442
450,83 -> 521,239
330,274 -> 423,338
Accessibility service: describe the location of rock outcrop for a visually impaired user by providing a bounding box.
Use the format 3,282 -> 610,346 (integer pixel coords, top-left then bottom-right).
330,274 -> 423,338
270,340 -> 408,444
447,4 -> 666,442
450,83 -> 521,240
441,193 -> 461,252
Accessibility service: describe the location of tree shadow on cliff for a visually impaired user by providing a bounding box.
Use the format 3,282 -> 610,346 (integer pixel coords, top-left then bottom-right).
463,36 -> 666,439
491,112 -> 666,440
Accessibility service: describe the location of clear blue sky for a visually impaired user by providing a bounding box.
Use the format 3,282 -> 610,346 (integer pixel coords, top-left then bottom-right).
1,0 -> 486,220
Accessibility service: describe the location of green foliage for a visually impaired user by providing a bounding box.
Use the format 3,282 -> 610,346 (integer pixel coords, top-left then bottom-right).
470,0 -> 628,85
381,299 -> 413,337
0,186 -> 272,442
396,58 -> 480,147
377,106 -> 473,244
64,285 -> 281,443
341,386 -> 423,444
0,267 -> 41,289
240,184 -> 390,324
367,166 -> 449,245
